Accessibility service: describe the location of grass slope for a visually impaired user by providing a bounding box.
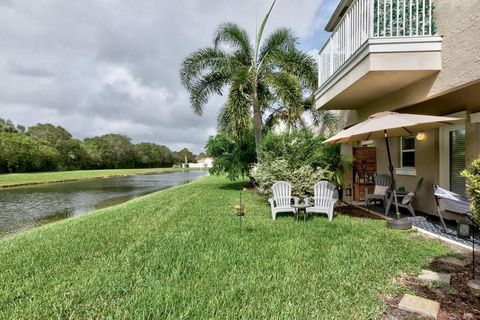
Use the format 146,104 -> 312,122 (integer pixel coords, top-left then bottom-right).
0,168 -> 188,188
0,176 -> 447,319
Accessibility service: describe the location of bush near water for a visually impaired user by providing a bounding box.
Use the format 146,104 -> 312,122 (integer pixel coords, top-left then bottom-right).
0,118 -> 198,173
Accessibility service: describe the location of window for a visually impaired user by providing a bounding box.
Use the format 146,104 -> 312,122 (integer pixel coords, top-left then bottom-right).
449,129 -> 466,196
401,136 -> 415,167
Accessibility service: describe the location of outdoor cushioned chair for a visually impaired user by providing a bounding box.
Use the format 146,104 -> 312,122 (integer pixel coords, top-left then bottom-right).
305,181 -> 337,222
365,174 -> 392,209
433,185 -> 472,230
268,181 -> 300,220
385,177 -> 424,216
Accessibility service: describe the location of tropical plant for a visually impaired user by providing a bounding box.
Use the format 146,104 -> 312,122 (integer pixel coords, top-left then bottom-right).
180,1 -> 334,159
318,143 -> 352,189
462,156 -> 480,221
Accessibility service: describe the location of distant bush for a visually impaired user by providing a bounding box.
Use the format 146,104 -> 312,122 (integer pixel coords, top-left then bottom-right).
463,157 -> 480,221
0,132 -> 60,172
251,159 -> 330,199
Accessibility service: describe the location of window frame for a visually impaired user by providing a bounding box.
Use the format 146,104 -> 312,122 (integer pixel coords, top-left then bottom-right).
400,135 -> 416,168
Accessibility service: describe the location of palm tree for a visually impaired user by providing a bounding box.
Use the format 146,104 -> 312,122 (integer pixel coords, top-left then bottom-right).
180,1 -> 333,160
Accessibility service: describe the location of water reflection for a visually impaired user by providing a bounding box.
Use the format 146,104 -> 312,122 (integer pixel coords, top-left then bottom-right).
0,170 -> 207,237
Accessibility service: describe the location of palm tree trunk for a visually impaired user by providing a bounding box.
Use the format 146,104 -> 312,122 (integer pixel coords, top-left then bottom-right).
251,0 -> 277,162
252,77 -> 262,161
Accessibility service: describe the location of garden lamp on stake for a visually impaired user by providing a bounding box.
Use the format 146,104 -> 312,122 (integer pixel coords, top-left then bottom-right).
345,184 -> 352,213
234,191 -> 245,228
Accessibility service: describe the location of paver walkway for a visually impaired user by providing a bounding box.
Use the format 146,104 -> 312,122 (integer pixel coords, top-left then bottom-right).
418,269 -> 451,285
438,256 -> 471,267
398,294 -> 440,319
367,205 -> 480,249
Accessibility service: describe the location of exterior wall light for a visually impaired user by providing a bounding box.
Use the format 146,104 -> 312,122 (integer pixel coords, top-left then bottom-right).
416,132 -> 426,141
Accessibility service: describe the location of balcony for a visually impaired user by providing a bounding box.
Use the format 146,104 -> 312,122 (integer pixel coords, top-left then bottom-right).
316,0 -> 442,110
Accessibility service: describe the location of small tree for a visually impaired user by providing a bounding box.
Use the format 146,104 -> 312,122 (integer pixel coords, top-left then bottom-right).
206,133 -> 256,181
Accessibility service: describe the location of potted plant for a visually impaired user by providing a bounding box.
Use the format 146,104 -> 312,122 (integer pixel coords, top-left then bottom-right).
319,143 -> 352,201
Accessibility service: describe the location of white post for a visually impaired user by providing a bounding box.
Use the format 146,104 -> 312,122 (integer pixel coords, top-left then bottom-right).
340,22 -> 343,64
409,0 -> 412,35
422,0 -> 425,35
370,0 -> 375,37
376,0 -> 380,37
347,10 -> 351,55
350,3 -> 355,52
416,0 -> 419,35
389,0 -> 393,36
352,3 -> 356,49
318,54 -> 322,86
428,0 -> 432,35
383,0 -> 386,36
396,0 -> 400,36
329,41 -> 333,79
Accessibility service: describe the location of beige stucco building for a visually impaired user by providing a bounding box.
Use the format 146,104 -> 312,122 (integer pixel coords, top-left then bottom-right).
315,0 -> 480,214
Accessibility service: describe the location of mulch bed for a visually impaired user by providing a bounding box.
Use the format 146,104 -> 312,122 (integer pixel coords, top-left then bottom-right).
383,254 -> 480,319
337,204 -> 480,319
336,204 -> 386,220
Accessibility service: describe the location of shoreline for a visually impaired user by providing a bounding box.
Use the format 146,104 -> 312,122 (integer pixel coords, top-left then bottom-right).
0,167 -> 201,189
0,171 -> 208,239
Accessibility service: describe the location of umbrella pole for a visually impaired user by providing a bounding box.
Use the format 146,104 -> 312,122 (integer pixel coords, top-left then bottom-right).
384,130 -> 401,219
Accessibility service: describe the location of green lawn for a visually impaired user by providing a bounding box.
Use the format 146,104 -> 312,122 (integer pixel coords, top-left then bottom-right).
0,176 -> 447,319
0,168 -> 188,187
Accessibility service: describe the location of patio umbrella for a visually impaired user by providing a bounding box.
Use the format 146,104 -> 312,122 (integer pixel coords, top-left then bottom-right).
324,111 -> 461,219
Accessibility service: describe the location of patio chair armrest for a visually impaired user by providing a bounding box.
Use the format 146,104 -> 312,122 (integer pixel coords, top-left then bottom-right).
292,197 -> 300,206
312,196 -> 336,201
304,197 -> 311,206
268,198 -> 275,208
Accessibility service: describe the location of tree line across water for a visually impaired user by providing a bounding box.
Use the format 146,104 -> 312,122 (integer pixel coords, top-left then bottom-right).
0,117 -> 199,173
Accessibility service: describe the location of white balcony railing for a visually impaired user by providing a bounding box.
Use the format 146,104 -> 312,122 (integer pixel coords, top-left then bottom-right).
319,0 -> 435,86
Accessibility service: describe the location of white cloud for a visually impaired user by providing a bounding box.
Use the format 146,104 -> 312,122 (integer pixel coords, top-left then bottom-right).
0,0 -> 336,153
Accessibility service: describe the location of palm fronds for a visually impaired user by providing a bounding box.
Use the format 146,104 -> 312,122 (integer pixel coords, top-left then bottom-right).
179,0 -> 339,159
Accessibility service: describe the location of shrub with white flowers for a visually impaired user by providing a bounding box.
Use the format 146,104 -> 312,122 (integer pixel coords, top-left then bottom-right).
251,159 -> 331,199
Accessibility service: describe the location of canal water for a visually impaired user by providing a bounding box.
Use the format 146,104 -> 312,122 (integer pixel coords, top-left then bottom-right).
0,170 -> 207,238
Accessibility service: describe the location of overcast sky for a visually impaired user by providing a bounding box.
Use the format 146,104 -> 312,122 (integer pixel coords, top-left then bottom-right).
0,0 -> 338,153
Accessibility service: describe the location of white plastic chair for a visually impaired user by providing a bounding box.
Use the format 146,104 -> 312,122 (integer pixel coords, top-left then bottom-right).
365,174 -> 392,210
305,181 -> 337,222
268,181 -> 300,220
